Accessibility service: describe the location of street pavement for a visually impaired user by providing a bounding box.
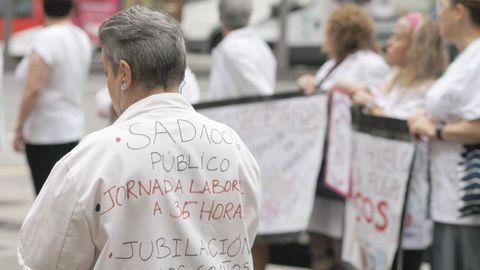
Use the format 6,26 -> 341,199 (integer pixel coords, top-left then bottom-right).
0,54 -> 305,269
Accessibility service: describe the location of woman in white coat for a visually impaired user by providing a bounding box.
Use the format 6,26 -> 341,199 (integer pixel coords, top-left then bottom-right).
347,13 -> 448,270
297,5 -> 390,270
208,0 -> 276,101
18,7 -> 262,270
409,0 -> 480,269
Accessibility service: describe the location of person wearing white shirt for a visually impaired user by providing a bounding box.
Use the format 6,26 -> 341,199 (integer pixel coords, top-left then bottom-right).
13,0 -> 92,195
208,0 -> 276,101
408,0 -> 480,269
18,6 -> 261,270
95,66 -> 201,123
348,13 -> 448,270
0,50 -> 4,151
296,5 -> 390,270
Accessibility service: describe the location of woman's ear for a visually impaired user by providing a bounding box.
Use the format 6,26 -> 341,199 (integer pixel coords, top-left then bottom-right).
454,3 -> 468,24
118,60 -> 132,89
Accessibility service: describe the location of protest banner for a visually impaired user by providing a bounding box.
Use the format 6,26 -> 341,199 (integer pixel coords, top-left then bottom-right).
196,93 -> 328,234
324,89 -> 353,197
342,110 -> 415,270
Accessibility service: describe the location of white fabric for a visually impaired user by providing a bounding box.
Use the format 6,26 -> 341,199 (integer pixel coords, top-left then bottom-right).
376,80 -> 434,249
378,80 -> 434,119
426,38 -> 480,225
314,50 -> 390,95
0,53 -> 4,151
15,24 -> 92,144
308,197 -> 344,239
95,67 -> 201,120
308,49 -> 390,238
182,67 -> 201,104
18,93 -> 262,270
209,27 -> 276,101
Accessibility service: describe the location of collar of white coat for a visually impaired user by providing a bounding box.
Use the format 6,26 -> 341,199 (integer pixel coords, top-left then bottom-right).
114,93 -> 194,123
221,27 -> 254,44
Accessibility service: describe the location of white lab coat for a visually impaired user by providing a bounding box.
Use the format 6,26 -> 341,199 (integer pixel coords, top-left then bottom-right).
377,80 -> 435,250
209,27 -> 276,101
18,93 -> 262,270
308,49 -> 390,239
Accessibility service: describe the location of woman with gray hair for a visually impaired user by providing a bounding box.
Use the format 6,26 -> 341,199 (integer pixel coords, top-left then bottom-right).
208,0 -> 277,101
18,6 -> 262,270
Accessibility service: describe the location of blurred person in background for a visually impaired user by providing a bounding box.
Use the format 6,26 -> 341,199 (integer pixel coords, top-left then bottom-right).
0,51 -> 4,151
408,0 -> 480,269
209,1 -> 276,268
296,5 -> 389,96
13,0 -> 92,195
95,66 -> 201,123
346,13 -> 448,270
18,6 -> 261,269
296,4 -> 390,270
0,51 -> 5,152
208,0 -> 276,101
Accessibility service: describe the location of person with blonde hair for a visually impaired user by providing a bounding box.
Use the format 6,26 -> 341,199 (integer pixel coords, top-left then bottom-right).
350,13 -> 447,118
347,13 -> 448,270
297,4 -> 390,270
409,0 -> 480,269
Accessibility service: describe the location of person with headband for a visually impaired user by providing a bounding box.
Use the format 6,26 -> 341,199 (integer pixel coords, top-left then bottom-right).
13,0 -> 92,195
345,12 -> 448,270
408,0 -> 480,269
18,6 -> 262,270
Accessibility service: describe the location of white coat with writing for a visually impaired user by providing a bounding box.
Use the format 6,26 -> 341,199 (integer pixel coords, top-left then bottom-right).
18,93 -> 262,270
209,27 -> 277,101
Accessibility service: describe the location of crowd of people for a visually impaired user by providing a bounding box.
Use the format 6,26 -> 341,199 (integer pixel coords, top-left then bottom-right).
5,0 -> 480,269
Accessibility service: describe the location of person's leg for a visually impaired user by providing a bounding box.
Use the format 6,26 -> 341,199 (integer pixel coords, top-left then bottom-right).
310,233 -> 342,270
401,249 -> 424,270
432,222 -> 457,270
252,242 -> 269,270
459,225 -> 480,270
25,142 -> 78,195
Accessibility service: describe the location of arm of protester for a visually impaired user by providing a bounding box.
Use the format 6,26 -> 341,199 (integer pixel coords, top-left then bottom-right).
408,112 -> 480,144
296,74 -> 316,95
18,161 -> 95,270
332,80 -> 370,97
13,52 -> 49,152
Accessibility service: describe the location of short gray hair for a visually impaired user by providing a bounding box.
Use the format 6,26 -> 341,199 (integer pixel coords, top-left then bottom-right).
219,0 -> 252,30
99,6 -> 186,90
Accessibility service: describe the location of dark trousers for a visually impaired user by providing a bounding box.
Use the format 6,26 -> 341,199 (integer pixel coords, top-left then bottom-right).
25,141 -> 78,195
432,222 -> 480,270
392,249 -> 424,270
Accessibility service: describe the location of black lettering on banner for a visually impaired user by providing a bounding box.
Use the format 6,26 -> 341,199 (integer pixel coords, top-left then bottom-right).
115,241 -> 137,259
199,125 -> 212,144
178,119 -> 197,142
210,129 -> 223,144
155,238 -> 172,259
127,123 -> 151,150
185,238 -> 199,257
154,121 -> 176,144
173,238 -> 182,258
227,236 -> 242,257
139,241 -> 154,261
